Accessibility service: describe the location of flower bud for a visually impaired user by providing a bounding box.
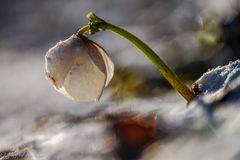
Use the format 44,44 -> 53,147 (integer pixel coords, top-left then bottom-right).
45,34 -> 114,101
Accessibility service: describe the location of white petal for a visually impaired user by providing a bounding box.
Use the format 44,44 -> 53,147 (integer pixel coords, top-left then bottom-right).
45,35 -> 87,89
87,40 -> 114,86
59,48 -> 106,101
45,34 -> 114,101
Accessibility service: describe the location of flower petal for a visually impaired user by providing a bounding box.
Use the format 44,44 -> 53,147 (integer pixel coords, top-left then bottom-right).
45,35 -> 87,89
45,34 -> 114,101
89,41 -> 114,86
59,50 -> 106,101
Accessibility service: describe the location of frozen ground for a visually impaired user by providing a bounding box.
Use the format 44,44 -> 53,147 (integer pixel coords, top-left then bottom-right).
0,52 -> 240,160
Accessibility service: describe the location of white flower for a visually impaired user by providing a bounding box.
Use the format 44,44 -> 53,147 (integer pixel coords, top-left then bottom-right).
45,34 -> 114,101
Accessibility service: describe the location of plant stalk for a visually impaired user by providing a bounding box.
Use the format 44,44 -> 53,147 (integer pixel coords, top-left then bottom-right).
77,12 -> 196,102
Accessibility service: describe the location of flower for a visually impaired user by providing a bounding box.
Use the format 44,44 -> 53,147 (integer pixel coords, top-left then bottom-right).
45,34 -> 114,101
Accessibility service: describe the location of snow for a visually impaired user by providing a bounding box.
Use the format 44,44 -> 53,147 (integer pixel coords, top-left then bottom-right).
194,60 -> 240,103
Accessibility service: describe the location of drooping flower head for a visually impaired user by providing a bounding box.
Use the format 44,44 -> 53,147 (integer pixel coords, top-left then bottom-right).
45,34 -> 114,101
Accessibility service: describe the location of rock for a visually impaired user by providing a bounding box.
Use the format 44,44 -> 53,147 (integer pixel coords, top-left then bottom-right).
0,148 -> 35,160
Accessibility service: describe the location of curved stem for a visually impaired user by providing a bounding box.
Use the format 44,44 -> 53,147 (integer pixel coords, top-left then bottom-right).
77,25 -> 89,36
77,12 -> 196,102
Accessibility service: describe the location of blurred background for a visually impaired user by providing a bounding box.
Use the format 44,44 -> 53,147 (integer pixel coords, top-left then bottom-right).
0,0 -> 240,159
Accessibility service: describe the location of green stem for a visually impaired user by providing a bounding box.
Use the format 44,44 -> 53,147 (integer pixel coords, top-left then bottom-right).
77,25 -> 89,36
77,12 -> 196,102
